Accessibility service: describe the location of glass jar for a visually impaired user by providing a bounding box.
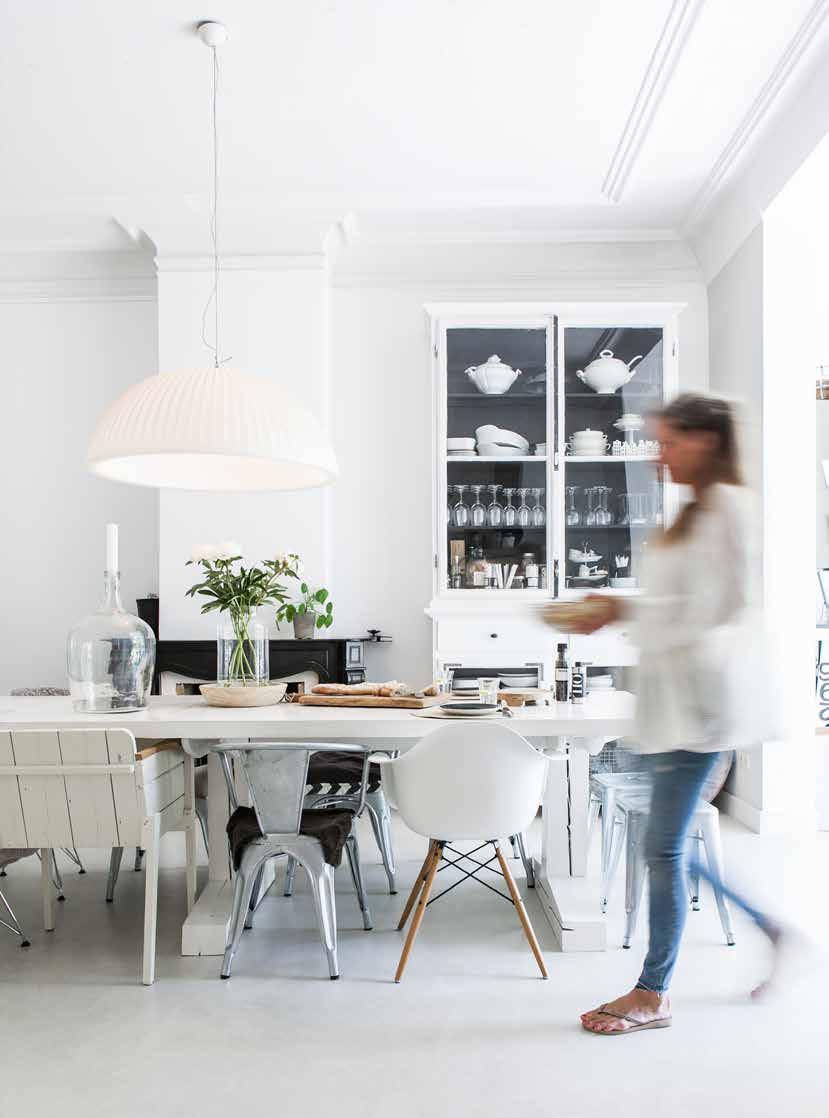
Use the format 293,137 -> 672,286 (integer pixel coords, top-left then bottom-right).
67,571 -> 156,713
465,545 -> 491,588
217,615 -> 269,686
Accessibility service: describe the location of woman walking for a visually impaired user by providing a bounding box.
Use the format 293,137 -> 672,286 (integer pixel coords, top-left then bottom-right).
567,393 -> 780,1036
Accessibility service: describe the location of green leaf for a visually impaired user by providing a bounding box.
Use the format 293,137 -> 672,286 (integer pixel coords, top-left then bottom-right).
300,582 -> 308,595
314,588 -> 328,604
326,601 -> 333,614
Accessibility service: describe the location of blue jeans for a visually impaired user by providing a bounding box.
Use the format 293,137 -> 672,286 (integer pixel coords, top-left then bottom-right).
636,750 -> 774,994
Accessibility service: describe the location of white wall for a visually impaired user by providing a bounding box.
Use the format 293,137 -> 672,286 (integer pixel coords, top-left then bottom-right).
707,226 -> 765,813
156,262 -> 333,640
331,240 -> 709,683
0,264 -> 158,692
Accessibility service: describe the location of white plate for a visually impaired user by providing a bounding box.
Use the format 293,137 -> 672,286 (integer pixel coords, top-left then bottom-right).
440,702 -> 499,717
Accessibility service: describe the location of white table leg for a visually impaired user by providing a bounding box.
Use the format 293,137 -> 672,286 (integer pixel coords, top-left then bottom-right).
533,736 -> 609,951
181,751 -> 236,957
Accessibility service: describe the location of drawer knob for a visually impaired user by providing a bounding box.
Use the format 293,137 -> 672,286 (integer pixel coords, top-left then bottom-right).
490,633 -> 498,639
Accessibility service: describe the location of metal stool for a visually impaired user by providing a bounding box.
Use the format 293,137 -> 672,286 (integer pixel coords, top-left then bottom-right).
589,771 -> 651,911
606,788 -> 735,949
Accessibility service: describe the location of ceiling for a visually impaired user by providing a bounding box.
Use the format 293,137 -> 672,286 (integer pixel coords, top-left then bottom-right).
0,0 -> 827,253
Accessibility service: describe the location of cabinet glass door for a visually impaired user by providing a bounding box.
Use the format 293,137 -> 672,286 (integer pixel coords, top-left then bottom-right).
561,325 -> 665,593
444,325 -> 550,592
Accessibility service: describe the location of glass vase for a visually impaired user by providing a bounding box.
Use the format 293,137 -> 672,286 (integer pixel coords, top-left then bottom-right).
217,616 -> 268,687
67,571 -> 156,713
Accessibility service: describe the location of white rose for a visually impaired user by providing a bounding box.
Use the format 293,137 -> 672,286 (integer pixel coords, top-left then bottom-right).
191,543 -> 220,562
274,552 -> 288,566
216,540 -> 242,560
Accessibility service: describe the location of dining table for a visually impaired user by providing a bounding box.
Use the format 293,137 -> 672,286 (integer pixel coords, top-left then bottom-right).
0,691 -> 635,953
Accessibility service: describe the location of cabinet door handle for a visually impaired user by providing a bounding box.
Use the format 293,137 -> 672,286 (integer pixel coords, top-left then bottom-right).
490,633 -> 498,639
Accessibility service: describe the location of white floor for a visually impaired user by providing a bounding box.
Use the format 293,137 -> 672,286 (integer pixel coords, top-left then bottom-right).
1,815 -> 827,1118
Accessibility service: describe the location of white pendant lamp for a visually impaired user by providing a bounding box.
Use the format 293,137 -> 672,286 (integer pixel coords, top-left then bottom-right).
87,22 -> 337,492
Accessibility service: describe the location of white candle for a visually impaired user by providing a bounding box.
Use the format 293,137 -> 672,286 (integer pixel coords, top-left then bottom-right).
106,523 -> 119,573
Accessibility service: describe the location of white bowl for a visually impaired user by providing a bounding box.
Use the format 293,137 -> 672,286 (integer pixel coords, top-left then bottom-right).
475,425 -> 529,452
477,443 -> 524,458
447,437 -> 476,451
535,443 -> 547,456
610,576 -> 637,589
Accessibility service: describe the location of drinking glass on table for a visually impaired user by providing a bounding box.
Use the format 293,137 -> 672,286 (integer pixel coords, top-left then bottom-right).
477,677 -> 500,705
439,666 -> 455,695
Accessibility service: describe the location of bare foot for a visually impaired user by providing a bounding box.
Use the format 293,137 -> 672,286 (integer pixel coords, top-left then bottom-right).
581,987 -> 671,1035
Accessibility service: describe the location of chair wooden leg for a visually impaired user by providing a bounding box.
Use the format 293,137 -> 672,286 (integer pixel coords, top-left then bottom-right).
396,840 -> 436,931
494,843 -> 548,979
394,842 -> 442,983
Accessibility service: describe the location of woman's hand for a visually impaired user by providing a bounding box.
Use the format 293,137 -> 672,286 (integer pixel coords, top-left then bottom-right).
544,594 -> 625,635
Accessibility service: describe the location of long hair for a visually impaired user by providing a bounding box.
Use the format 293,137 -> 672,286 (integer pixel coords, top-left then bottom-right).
653,393 -> 743,544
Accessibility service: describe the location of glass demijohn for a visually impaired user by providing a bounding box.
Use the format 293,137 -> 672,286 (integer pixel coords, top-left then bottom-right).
67,525 -> 156,713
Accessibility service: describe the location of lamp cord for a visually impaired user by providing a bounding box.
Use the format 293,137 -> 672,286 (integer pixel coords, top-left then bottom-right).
201,44 -> 229,368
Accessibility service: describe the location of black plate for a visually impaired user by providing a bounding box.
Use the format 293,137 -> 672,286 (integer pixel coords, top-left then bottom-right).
440,701 -> 499,712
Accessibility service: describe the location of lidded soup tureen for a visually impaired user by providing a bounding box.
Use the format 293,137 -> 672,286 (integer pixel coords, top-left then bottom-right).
465,355 -> 522,396
577,350 -> 643,395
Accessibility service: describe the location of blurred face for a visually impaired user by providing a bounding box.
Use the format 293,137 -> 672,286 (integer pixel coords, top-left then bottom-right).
653,418 -> 718,487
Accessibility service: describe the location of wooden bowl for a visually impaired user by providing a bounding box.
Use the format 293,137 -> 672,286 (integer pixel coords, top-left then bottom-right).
199,682 -> 288,708
500,691 -> 527,708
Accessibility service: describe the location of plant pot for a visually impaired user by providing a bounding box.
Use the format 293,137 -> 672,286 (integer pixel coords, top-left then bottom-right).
293,613 -> 316,640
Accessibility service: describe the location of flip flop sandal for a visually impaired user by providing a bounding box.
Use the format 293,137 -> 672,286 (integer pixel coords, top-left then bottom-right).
582,1004 -> 673,1036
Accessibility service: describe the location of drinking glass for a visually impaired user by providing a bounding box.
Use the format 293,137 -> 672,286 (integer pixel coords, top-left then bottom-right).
595,486 -> 613,526
531,487 -> 546,527
439,666 -> 455,695
477,677 -> 500,705
486,484 -> 503,527
565,486 -> 581,527
585,486 -> 597,527
503,487 -> 517,527
517,488 -> 531,528
451,484 -> 469,527
630,493 -> 648,525
470,484 -> 487,528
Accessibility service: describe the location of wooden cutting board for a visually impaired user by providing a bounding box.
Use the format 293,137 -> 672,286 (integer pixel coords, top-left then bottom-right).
298,693 -> 444,710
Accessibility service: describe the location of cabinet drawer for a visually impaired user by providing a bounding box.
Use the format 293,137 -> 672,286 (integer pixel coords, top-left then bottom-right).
571,625 -> 636,666
437,619 -> 551,652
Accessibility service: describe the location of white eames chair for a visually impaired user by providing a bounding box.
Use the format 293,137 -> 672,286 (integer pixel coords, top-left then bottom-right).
379,721 -> 549,983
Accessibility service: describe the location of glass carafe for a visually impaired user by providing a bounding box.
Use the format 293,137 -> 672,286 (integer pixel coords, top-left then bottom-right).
486,484 -> 503,527
466,545 -> 490,588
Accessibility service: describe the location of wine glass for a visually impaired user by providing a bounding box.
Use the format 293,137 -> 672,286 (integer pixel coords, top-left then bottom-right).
595,486 -> 612,526
618,493 -> 629,526
486,484 -> 503,527
565,486 -> 581,527
502,487 -> 517,527
585,486 -> 597,527
451,484 -> 469,527
516,488 -> 531,528
530,487 -> 545,527
470,484 -> 487,528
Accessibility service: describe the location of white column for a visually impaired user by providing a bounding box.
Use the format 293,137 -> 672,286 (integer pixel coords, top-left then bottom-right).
155,256 -> 333,639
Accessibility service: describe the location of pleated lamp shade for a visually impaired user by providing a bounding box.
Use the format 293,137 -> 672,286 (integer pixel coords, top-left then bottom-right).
88,368 -> 338,492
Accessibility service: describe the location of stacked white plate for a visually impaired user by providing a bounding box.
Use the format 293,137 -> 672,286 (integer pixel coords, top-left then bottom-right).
447,437 -> 476,457
568,428 -> 608,457
475,425 -> 529,457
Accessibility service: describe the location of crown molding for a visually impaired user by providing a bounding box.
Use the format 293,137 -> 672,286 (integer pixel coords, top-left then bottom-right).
601,0 -> 705,203
684,0 -> 829,231
154,253 -> 329,274
0,275 -> 155,304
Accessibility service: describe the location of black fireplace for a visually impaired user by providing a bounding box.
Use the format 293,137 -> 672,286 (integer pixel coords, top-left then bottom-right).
152,638 -> 367,693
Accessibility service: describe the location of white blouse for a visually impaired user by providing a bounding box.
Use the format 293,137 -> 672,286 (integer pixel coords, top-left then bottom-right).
629,483 -> 769,754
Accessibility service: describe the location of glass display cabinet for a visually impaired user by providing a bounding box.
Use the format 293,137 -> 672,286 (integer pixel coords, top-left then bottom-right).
430,305 -> 678,602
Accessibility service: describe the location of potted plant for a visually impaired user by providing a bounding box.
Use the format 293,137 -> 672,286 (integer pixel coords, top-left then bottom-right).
275,581 -> 334,640
186,544 -> 299,686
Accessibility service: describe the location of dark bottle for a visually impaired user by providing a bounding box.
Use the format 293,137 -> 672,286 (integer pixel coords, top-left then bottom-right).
555,642 -> 570,702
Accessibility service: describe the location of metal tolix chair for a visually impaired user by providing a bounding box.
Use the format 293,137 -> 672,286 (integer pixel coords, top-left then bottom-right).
220,742 -> 374,981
